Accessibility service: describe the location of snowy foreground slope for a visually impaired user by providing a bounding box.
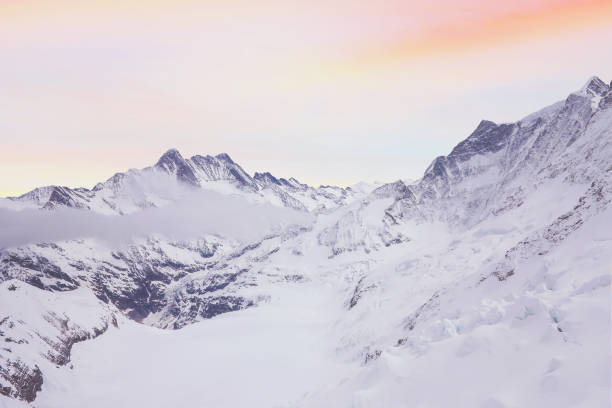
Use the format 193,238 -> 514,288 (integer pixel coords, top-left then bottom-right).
1,77 -> 611,407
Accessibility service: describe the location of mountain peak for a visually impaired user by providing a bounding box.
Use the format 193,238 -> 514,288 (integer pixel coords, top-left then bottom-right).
155,148 -> 199,185
474,119 -> 497,131
215,153 -> 235,164
156,148 -> 185,166
447,119 -> 513,160
254,172 -> 281,186
579,76 -> 609,97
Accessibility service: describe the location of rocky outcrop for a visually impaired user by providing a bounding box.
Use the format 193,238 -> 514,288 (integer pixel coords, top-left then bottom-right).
0,281 -> 117,403
0,361 -> 43,402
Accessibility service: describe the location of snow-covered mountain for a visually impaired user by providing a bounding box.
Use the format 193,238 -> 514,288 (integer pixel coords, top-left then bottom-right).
1,77 -> 610,407
7,150 -> 358,215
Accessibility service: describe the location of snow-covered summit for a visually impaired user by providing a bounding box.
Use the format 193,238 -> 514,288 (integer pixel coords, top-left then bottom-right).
7,149 -> 361,214
578,75 -> 609,97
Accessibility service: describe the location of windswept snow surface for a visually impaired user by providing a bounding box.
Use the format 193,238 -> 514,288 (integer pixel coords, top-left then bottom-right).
34,282 -> 351,408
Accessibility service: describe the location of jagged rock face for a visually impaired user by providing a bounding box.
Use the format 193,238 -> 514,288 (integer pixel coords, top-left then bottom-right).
253,172 -> 304,190
448,120 -> 516,161
582,76 -> 609,97
155,149 -> 201,186
0,361 -> 42,402
0,235 -> 248,325
17,186 -> 93,211
371,180 -> 413,201
254,171 -> 283,186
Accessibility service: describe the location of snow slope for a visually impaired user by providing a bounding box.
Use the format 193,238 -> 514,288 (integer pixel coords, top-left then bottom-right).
1,77 -> 610,407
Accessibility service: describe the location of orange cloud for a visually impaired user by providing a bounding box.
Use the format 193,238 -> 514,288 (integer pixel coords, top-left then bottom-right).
356,0 -> 612,64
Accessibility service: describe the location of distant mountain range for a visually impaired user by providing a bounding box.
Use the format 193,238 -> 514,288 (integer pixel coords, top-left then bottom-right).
1,76 -> 611,407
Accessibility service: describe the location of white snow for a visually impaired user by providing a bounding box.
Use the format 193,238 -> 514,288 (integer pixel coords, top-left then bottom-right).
33,282 -> 353,408
1,79 -> 611,408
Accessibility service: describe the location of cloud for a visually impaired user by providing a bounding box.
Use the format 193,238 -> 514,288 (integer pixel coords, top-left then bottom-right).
0,190 -> 313,249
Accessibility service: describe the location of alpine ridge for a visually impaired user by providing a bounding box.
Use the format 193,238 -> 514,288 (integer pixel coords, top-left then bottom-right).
9,149 -> 353,215
0,76 -> 610,408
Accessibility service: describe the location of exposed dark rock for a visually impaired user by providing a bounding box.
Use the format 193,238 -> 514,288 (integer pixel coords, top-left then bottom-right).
449,121 -> 515,160
38,312 -> 110,366
403,292 -> 440,331
581,76 -> 609,97
348,277 -> 377,309
364,349 -> 382,364
1,253 -> 79,291
169,295 -> 255,329
0,362 -> 43,402
155,148 -> 199,186
254,172 -> 282,186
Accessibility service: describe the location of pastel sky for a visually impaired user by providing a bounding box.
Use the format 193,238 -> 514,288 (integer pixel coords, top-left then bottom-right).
1,0 -> 611,196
